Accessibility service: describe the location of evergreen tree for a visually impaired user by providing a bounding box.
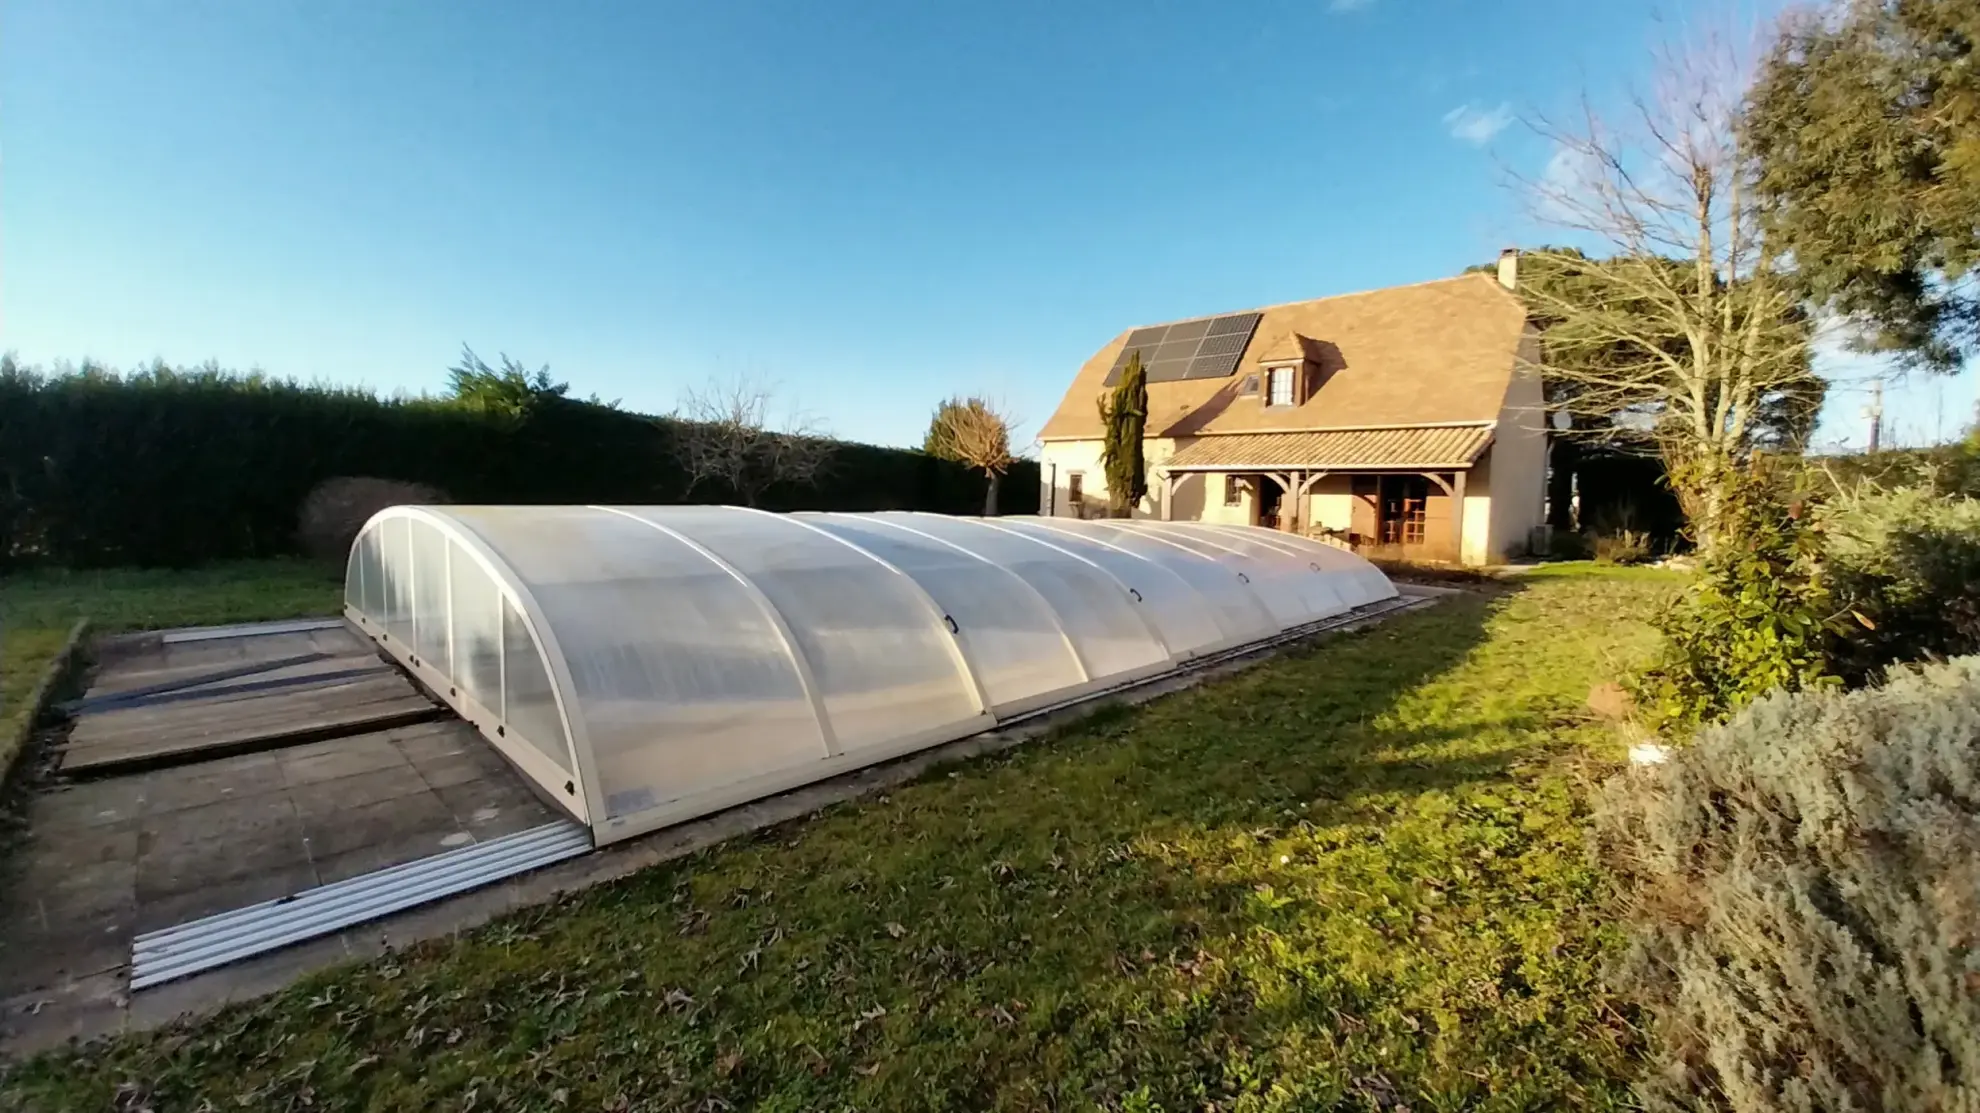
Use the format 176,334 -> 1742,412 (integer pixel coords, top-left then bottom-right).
1098,352 -> 1148,518
1748,0 -> 1980,371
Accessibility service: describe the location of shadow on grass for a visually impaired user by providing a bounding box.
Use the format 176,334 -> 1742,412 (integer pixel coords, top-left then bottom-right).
3,578 -> 1655,1113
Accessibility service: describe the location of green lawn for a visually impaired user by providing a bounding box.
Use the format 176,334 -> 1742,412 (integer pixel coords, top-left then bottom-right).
1,564 -> 1678,1111
0,560 -> 343,769
0,560 -> 343,634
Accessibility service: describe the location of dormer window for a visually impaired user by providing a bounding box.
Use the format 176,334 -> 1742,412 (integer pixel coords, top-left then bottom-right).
1265,366 -> 1297,407
1254,332 -> 1320,409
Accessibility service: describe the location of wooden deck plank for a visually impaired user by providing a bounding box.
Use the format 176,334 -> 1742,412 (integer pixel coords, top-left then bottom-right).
76,655 -> 395,713
58,621 -> 445,778
66,677 -> 432,749
58,699 -> 446,776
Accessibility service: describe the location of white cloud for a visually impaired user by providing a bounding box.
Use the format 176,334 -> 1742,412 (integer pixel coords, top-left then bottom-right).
1442,101 -> 1515,146
1328,0 -> 1375,12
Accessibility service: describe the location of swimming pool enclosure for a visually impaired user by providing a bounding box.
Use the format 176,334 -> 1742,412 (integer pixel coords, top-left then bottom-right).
343,506 -> 1398,845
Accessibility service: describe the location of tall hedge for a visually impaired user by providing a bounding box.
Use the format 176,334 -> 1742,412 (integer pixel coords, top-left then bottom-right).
0,362 -> 1038,568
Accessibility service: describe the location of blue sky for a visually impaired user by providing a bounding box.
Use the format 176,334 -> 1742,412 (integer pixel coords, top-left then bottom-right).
2,0 -> 1966,449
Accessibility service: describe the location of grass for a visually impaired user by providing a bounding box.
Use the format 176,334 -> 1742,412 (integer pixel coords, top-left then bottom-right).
0,560 -> 342,634
0,560 -> 343,778
0,565 -> 1679,1111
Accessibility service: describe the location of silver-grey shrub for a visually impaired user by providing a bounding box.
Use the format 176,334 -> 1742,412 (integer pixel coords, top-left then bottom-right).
1597,656 -> 1980,1112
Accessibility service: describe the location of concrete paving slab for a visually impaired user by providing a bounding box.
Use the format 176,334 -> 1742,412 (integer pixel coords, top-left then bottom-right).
137,823 -> 312,900
434,778 -> 554,836
278,734 -> 410,786
298,793 -> 456,860
408,752 -> 504,789
288,766 -> 430,821
27,857 -> 137,924
137,791 -> 298,847
141,754 -> 286,814
134,864 -> 324,935
313,829 -> 478,886
26,781 -> 147,831
0,971 -> 126,1056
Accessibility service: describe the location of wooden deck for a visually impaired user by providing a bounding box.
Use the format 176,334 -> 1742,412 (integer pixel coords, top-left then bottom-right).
60,624 -> 444,777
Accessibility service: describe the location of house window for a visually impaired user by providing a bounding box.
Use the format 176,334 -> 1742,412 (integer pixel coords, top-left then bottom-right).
1067,472 -> 1085,509
1266,366 -> 1295,407
1224,475 -> 1244,506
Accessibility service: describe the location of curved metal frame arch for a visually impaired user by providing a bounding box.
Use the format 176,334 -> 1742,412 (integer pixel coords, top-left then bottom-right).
1025,517 -> 1286,625
1121,521 -> 1349,616
730,507 -> 996,719
982,516 -> 1264,650
348,507 -> 597,827
907,513 -> 1190,663
806,513 -> 1098,682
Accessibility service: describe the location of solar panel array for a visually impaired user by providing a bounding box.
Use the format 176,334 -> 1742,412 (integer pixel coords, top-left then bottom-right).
1103,311 -> 1263,385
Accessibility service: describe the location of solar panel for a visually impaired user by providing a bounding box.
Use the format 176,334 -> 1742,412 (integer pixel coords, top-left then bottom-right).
1207,313 -> 1260,336
1193,331 -> 1250,359
1103,311 -> 1263,386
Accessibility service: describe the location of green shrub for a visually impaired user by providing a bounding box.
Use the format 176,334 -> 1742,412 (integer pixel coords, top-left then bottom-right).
1546,529 -> 1593,560
1630,466 -> 1836,734
1596,656 -> 1980,1112
1593,528 -> 1653,564
0,359 -> 1039,568
296,477 -> 449,564
1822,485 -> 1980,685
1808,433 -> 1980,500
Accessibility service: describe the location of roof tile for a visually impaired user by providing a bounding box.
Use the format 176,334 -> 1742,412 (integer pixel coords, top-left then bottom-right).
1163,426 -> 1495,470
1042,273 -> 1527,441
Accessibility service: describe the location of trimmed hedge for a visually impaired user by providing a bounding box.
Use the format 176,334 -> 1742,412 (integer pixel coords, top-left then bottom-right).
0,362 -> 1038,568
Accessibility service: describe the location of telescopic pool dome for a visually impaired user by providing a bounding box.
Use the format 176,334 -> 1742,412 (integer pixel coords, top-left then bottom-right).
344,506 -> 1397,844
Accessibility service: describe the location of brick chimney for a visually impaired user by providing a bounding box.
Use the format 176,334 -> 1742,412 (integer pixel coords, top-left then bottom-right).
1497,248 -> 1519,290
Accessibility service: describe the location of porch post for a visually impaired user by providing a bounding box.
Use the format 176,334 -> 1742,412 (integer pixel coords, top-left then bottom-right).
1296,471 -> 1329,537
1266,472 -> 1295,531
1451,469 -> 1468,564
1161,470 -> 1181,521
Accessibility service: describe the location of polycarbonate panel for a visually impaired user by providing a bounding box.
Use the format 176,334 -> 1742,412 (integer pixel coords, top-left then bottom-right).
350,527 -> 385,616
1189,525 -> 1399,608
445,506 -> 827,817
798,515 -> 1087,713
1124,522 -> 1349,620
501,596 -> 574,775
1011,518 -> 1280,642
612,507 -> 986,754
447,545 -> 504,709
929,515 -> 1235,656
378,516 -> 413,647
1082,521 -> 1312,627
866,513 -> 1173,679
408,518 -> 452,672
344,544 -> 364,611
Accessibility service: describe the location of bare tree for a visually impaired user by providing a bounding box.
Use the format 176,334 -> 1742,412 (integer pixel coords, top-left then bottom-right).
1515,28 -> 1822,550
672,373 -> 834,507
923,395 -> 1020,515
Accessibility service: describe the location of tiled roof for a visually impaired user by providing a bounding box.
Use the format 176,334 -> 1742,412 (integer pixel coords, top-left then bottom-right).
1162,425 -> 1496,471
1040,273 -> 1528,441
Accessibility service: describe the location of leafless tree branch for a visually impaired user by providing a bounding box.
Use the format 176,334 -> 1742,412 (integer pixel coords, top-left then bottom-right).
1510,23 -> 1820,545
672,373 -> 834,507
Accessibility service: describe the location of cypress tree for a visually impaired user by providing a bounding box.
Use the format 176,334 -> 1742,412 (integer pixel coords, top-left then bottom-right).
1099,351 -> 1148,518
